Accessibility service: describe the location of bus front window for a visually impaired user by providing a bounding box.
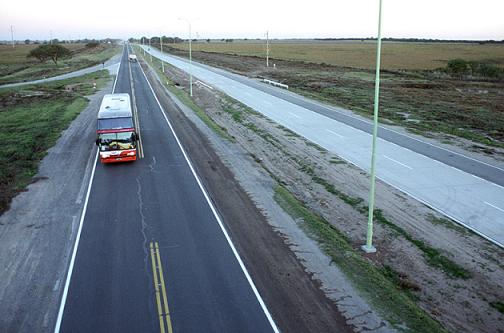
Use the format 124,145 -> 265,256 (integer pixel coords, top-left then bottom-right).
99,132 -> 136,151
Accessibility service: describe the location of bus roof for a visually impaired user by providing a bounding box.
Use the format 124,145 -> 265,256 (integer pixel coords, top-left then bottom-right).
98,93 -> 132,119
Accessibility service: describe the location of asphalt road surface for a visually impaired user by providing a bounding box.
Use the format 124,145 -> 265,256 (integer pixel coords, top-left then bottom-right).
57,47 -> 277,333
140,45 -> 504,248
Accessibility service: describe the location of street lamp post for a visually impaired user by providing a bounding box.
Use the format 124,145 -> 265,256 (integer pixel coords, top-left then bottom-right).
160,35 -> 165,73
266,30 -> 269,67
148,37 -> 152,62
179,18 -> 193,97
362,0 -> 384,254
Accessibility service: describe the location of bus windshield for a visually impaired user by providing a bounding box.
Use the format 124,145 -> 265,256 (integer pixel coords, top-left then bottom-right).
98,132 -> 136,151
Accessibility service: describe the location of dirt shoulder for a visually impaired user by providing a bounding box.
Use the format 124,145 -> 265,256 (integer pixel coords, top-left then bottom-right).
139,52 -> 504,333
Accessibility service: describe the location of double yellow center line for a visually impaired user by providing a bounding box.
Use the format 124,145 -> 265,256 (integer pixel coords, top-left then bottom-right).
149,242 -> 173,333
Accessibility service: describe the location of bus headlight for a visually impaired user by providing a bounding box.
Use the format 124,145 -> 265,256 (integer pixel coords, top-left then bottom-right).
127,152 -> 136,156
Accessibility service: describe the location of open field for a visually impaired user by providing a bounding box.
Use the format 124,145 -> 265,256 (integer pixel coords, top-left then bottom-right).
171,40 -> 504,70
0,70 -> 112,214
0,43 -> 120,85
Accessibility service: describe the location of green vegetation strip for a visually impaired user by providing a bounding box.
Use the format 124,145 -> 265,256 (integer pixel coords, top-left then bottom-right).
490,301 -> 504,314
273,184 -> 448,333
135,46 -> 233,141
0,70 -> 111,213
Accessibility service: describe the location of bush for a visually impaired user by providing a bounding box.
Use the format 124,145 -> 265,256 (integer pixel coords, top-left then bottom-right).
85,41 -> 100,48
447,59 -> 468,76
27,44 -> 71,64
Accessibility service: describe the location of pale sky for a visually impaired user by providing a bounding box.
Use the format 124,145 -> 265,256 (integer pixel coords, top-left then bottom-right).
1,0 -> 503,41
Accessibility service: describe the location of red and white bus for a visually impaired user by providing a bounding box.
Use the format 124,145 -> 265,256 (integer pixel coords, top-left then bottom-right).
95,93 -> 138,163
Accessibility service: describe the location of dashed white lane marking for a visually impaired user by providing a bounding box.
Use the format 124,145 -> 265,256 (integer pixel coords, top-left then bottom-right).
484,201 -> 504,213
383,155 -> 413,170
325,129 -> 345,139
289,112 -> 301,119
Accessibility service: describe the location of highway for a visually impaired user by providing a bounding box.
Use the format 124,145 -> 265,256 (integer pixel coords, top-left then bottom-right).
140,45 -> 504,247
56,46 -> 277,332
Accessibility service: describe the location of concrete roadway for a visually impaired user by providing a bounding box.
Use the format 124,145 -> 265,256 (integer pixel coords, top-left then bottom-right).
140,45 -> 504,247
57,47 -> 277,332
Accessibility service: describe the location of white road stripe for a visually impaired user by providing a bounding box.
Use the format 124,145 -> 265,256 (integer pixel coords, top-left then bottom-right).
325,129 -> 345,139
484,201 -> 504,213
289,113 -> 301,119
383,155 -> 413,170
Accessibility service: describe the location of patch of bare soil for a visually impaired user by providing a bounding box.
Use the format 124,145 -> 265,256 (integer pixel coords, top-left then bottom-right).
155,62 -> 504,333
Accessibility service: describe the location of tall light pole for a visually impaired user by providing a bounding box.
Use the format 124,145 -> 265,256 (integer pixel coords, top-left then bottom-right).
178,18 -> 193,97
148,37 -> 152,62
10,25 -> 14,48
266,30 -> 269,67
160,34 -> 165,73
362,0 -> 384,254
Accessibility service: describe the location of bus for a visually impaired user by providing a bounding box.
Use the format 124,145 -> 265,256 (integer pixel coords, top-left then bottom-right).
95,93 -> 138,163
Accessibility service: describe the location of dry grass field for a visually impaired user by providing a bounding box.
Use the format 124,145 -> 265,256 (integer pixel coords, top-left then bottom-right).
0,43 -> 120,84
172,40 -> 504,70
0,43 -> 85,65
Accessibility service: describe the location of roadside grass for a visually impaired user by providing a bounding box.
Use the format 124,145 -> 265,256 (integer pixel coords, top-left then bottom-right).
0,70 -> 111,214
0,43 -> 121,85
134,46 -> 234,142
490,301 -> 504,314
273,184 -> 448,333
171,41 -> 504,70
299,161 -> 470,279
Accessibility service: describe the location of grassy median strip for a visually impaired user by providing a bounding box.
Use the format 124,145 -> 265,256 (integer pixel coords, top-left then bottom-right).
0,70 -> 111,214
273,184 -> 448,333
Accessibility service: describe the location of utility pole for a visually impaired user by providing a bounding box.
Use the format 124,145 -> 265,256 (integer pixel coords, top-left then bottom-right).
160,35 -> 165,73
178,18 -> 194,97
362,0 -> 384,254
266,30 -> 269,67
148,37 -> 152,62
10,25 -> 14,48
189,23 -> 193,97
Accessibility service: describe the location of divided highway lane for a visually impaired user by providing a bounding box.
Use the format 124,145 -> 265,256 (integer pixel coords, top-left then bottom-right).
57,47 -> 277,332
140,45 -> 504,247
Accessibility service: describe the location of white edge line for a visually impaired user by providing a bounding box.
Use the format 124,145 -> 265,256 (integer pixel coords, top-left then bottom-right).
137,62 -> 280,333
383,155 -> 413,170
325,129 -> 344,139
54,47 -> 123,333
53,150 -> 99,333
